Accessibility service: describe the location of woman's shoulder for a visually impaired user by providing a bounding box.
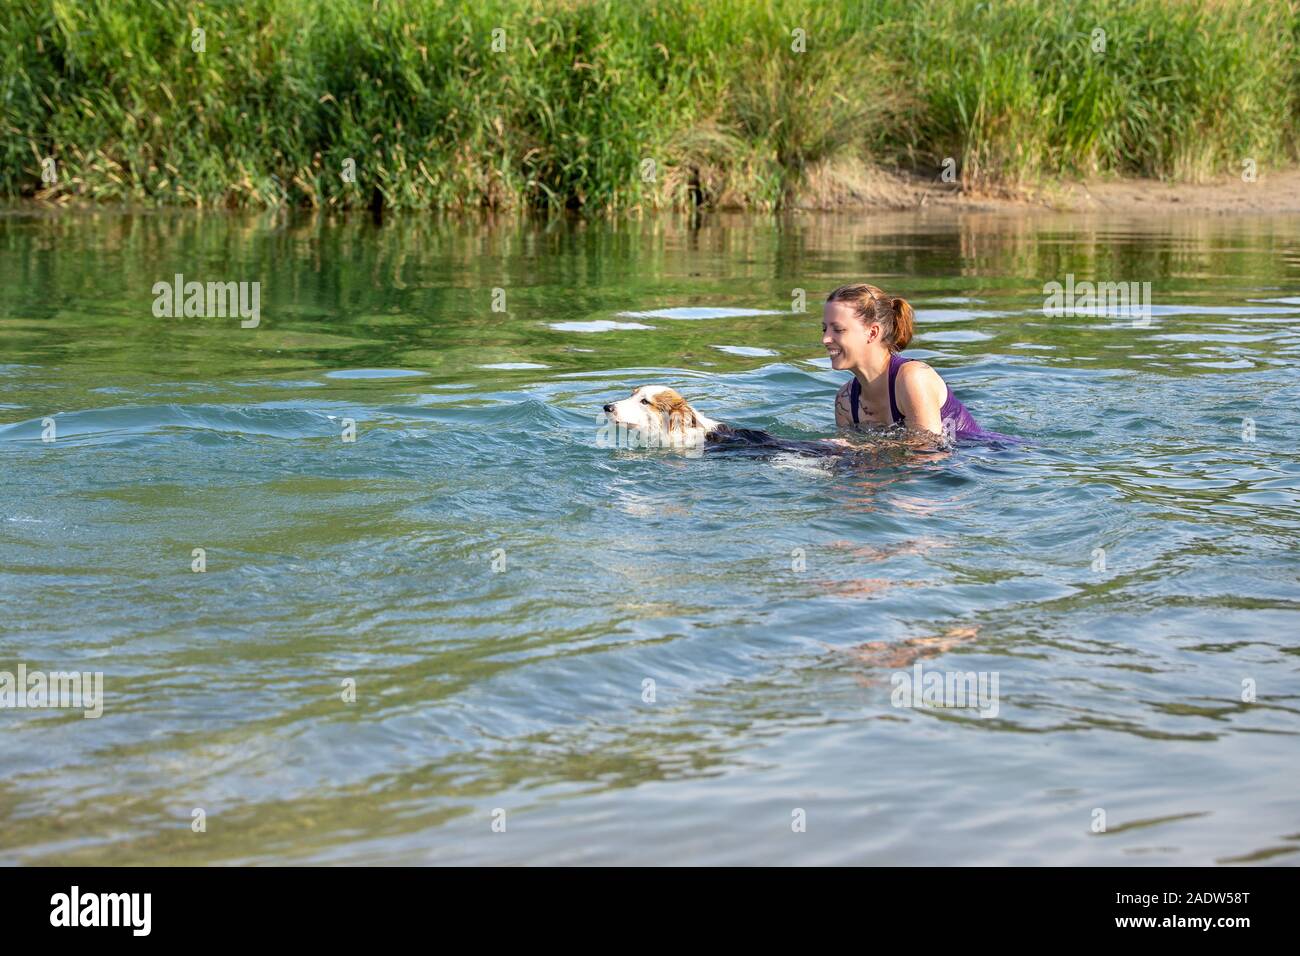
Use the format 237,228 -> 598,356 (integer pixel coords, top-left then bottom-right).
896,357 -> 944,385
834,378 -> 856,408
894,357 -> 948,403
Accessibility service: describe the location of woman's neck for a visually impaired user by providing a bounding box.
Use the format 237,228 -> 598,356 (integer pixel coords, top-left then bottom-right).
850,348 -> 892,389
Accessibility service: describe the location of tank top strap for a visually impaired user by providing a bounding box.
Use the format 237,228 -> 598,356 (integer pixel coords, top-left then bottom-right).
849,377 -> 861,425
888,352 -> 912,424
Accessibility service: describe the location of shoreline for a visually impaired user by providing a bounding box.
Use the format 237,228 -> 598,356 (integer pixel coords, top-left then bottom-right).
787,162 -> 1300,215
11,167 -> 1300,220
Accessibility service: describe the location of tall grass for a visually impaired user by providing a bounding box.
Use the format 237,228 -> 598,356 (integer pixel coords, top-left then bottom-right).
2,0 -> 1297,212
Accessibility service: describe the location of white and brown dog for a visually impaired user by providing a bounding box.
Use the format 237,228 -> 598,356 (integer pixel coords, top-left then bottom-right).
601,385 -> 843,454
602,385 -> 722,450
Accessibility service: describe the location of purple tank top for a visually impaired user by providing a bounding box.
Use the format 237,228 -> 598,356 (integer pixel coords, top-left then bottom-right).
848,352 -> 1000,441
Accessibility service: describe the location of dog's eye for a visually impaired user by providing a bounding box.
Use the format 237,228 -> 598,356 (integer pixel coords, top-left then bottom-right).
640,398 -> 650,405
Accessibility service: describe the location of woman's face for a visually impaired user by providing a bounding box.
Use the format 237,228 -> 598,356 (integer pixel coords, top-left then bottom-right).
822,301 -> 876,370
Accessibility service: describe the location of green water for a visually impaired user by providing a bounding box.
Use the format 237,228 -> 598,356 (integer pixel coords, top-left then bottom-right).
1,209 -> 1298,865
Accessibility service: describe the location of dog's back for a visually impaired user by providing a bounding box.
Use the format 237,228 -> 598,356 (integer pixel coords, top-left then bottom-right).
707,424 -> 842,456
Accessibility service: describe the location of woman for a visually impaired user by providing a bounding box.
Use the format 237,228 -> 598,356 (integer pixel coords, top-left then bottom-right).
823,283 -> 1001,444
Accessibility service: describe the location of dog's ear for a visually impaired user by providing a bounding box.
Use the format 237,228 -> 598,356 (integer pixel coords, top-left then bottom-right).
670,403 -> 700,431
652,389 -> 699,433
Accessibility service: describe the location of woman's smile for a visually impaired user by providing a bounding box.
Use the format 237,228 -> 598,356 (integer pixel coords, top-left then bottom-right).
822,326 -> 856,368
822,300 -> 870,371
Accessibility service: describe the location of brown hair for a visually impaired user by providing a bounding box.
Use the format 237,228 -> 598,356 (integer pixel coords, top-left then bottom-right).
825,283 -> 915,352
647,386 -> 699,431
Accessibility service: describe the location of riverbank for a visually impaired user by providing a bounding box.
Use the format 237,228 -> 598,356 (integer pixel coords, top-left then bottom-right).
8,0 -> 1298,214
20,166 -> 1300,219
787,162 -> 1300,214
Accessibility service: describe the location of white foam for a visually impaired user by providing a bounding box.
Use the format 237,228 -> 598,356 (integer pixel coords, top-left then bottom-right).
618,307 -> 782,320
550,320 -> 654,332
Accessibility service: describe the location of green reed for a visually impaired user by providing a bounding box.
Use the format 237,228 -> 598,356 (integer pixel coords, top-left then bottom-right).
2,0 -> 1296,212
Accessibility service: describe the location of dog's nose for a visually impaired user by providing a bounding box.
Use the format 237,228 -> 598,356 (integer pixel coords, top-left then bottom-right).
603,403 -> 614,413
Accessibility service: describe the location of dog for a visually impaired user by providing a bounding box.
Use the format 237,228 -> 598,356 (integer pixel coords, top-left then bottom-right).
601,385 -> 844,455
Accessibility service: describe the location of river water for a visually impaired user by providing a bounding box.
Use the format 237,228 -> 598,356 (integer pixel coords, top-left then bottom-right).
1,209 -> 1297,864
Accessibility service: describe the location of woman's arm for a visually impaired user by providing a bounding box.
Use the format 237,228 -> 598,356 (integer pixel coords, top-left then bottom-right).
834,380 -> 854,429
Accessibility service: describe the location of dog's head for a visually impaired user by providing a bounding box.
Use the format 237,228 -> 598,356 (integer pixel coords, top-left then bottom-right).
602,385 -> 703,436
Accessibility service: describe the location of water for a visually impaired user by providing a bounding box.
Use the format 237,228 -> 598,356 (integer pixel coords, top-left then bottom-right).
1,209 -> 1298,865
